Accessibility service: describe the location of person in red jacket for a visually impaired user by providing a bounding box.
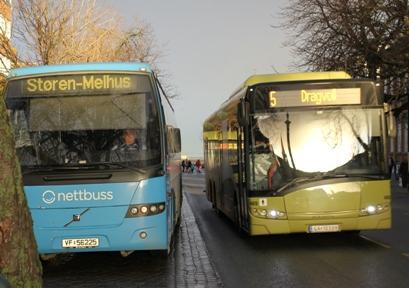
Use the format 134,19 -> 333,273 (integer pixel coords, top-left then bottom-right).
195,159 -> 202,173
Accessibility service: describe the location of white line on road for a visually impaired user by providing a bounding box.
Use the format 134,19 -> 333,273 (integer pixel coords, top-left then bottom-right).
359,235 -> 391,249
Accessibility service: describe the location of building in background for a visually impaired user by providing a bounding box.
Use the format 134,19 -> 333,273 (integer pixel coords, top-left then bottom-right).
0,0 -> 12,75
386,74 -> 408,173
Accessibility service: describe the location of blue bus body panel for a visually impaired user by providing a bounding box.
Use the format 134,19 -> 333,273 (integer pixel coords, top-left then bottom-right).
9,62 -> 152,78
24,176 -> 168,253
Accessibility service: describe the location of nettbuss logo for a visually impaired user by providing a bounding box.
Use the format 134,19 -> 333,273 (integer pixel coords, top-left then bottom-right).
42,189 -> 114,204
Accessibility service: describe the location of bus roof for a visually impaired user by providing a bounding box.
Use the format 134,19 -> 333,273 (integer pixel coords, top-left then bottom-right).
8,62 -> 152,78
242,71 -> 351,88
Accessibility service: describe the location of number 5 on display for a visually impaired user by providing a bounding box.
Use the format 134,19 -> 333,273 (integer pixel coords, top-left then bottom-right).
269,91 -> 277,107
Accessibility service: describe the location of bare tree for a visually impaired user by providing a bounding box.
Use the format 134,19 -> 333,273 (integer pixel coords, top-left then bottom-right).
10,0 -> 176,98
13,1 -> 148,63
1,2 -> 43,285
279,0 -> 409,107
0,94 -> 43,287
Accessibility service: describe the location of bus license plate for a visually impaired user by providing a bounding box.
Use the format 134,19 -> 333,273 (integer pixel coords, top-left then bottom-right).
62,238 -> 99,248
308,224 -> 340,233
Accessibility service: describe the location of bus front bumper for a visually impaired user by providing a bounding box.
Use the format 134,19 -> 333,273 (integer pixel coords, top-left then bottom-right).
249,211 -> 391,235
35,213 -> 168,254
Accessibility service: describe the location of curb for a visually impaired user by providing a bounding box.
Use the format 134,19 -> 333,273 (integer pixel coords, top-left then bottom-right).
174,192 -> 223,287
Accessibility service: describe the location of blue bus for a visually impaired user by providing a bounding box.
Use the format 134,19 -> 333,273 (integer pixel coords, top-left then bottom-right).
5,62 -> 182,258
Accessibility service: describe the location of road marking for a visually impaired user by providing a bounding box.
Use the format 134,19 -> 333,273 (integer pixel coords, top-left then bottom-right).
359,235 -> 391,249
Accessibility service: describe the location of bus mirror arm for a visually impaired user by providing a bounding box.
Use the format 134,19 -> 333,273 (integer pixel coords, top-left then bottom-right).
238,100 -> 249,127
384,103 -> 397,137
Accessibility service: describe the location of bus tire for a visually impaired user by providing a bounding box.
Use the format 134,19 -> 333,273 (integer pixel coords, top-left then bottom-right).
344,230 -> 361,236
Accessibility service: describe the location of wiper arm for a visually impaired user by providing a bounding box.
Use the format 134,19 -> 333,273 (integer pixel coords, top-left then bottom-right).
276,176 -> 312,193
276,173 -> 384,193
322,172 -> 385,180
276,173 -> 350,193
23,163 -> 146,175
97,162 -> 146,173
22,165 -> 90,175
22,167 -> 53,175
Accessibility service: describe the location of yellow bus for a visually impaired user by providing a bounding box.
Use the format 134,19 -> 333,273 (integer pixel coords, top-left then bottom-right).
203,72 -> 391,235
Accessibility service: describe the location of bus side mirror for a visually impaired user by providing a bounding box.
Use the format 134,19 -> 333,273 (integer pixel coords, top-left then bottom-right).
238,100 -> 249,127
167,127 -> 181,153
384,103 -> 397,137
174,128 -> 181,153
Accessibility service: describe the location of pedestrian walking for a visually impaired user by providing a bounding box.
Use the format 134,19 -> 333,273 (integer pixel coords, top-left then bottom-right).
389,156 -> 396,178
181,160 -> 186,173
187,160 -> 192,173
398,156 -> 408,189
195,159 -> 202,173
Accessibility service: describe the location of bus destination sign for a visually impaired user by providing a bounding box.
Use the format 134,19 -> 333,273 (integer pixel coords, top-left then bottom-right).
22,74 -> 137,96
268,88 -> 361,108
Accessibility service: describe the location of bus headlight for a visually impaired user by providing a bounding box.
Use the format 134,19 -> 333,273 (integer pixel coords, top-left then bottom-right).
360,203 -> 389,216
150,205 -> 157,213
252,208 -> 287,219
126,202 -> 166,218
366,205 -> 376,214
268,210 -> 286,219
140,206 -> 148,214
158,204 -> 165,211
130,207 -> 138,215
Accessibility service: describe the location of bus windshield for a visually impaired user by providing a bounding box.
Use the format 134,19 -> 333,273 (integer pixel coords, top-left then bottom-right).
6,74 -> 161,170
250,107 -> 386,193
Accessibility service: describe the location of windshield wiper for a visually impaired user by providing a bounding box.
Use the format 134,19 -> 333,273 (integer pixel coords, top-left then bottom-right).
276,176 -> 313,193
97,162 -> 146,173
276,173 -> 384,194
23,163 -> 146,175
321,171 -> 385,180
22,165 -> 93,175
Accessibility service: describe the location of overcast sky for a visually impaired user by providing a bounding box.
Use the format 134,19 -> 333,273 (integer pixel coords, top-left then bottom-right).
102,0 -> 292,158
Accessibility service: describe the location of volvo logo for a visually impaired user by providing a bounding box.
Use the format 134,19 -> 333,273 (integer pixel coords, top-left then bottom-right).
42,190 -> 56,204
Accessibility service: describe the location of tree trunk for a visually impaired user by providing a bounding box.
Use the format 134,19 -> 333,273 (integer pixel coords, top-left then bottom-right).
0,95 -> 42,286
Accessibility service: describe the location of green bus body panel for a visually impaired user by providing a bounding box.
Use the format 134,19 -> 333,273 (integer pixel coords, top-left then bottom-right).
248,180 -> 391,235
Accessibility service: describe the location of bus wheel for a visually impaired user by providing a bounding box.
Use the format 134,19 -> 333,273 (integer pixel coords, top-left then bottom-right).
344,230 -> 361,237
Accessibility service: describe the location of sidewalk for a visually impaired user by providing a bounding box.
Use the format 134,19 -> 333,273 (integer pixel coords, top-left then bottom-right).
182,172 -> 206,189
391,177 -> 408,198
174,192 -> 223,287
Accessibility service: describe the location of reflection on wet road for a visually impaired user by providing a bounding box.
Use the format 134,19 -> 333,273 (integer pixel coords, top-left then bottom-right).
184,173 -> 409,288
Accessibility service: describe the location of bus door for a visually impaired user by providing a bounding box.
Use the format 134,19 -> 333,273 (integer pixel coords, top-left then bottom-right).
236,126 -> 249,231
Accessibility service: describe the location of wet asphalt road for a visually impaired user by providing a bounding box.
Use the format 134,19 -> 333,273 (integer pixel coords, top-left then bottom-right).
43,251 -> 174,287
184,173 -> 409,288
43,174 -> 221,288
41,173 -> 409,288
